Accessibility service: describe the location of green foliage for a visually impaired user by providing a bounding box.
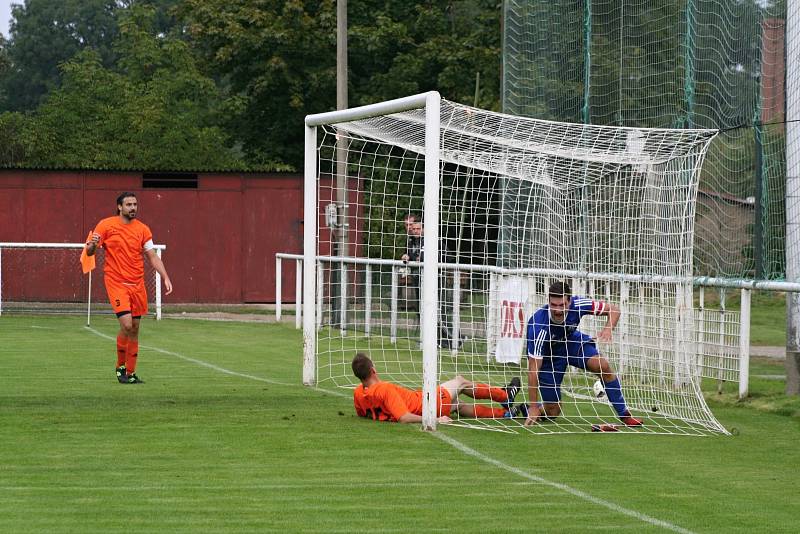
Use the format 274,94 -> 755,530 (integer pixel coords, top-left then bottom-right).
1,1 -> 504,170
178,0 -> 338,169
0,0 -> 121,111
349,1 -> 501,109
0,0 -> 182,113
179,0 -> 501,169
2,6 -> 253,171
0,112 -> 29,165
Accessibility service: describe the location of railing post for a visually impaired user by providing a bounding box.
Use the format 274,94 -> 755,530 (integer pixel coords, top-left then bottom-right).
316,261 -> 324,330
295,259 -> 303,329
364,264 -> 372,337
390,266 -> 398,344
739,288 -> 752,399
451,268 -> 461,354
276,255 -> 282,322
718,289 -> 727,394
340,260 -> 347,337
1,246 -> 5,316
618,280 -> 629,374
155,247 -> 163,320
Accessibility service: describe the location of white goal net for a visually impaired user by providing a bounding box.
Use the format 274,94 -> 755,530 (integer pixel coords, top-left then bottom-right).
0,243 -> 164,321
304,92 -> 726,435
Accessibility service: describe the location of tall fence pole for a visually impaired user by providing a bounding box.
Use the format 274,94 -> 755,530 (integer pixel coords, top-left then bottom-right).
786,1 -> 800,396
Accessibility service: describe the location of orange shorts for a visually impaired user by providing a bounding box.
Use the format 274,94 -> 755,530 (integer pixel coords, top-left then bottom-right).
436,386 -> 454,417
105,277 -> 148,317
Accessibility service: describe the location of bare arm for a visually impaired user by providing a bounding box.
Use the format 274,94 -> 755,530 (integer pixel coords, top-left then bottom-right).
145,248 -> 173,295
596,302 -> 621,343
524,357 -> 543,426
397,412 -> 452,424
85,233 -> 100,256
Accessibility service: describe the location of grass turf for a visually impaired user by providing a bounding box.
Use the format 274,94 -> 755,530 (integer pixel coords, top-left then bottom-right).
1,315 -> 798,533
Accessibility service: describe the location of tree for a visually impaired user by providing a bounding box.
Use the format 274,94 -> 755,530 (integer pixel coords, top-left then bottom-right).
178,0 -> 337,169
5,5 -> 248,170
0,0 -> 181,112
178,0 -> 501,169
1,0 -> 121,111
348,1 -> 502,109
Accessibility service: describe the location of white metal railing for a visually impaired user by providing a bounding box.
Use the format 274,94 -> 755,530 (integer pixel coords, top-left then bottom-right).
0,242 -> 166,323
276,252 -> 799,399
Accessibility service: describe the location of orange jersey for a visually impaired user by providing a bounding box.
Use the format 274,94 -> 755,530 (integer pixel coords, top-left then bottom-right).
353,382 -> 452,421
92,216 -> 154,284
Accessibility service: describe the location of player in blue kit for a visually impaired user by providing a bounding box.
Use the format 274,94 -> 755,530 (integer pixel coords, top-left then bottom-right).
524,280 -> 642,427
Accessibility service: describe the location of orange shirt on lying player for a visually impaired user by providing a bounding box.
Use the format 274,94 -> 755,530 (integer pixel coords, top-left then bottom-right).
350,352 -> 527,423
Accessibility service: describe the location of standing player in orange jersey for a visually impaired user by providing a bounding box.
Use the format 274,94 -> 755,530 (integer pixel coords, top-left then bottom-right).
351,353 -> 528,423
85,192 -> 173,384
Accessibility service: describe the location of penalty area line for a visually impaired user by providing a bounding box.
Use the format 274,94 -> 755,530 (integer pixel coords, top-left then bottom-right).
433,432 -> 696,534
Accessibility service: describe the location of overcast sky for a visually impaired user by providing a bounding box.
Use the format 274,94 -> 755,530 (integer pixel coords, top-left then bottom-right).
0,0 -> 13,38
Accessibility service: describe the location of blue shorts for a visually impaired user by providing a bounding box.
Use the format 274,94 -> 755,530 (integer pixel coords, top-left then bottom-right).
537,332 -> 599,403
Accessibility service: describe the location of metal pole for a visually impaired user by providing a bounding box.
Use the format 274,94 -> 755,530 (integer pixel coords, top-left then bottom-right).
786,0 -> 800,395
451,268 -> 461,355
303,125 -> 319,386
316,261 -> 323,331
276,256 -> 282,322
334,0 -> 349,328
155,248 -> 162,321
684,0 -> 696,128
364,264 -> 372,337
87,270 -> 92,326
390,267 -> 398,344
421,92 -> 441,431
582,0 -> 592,124
738,289 -> 752,399
295,258 -> 302,329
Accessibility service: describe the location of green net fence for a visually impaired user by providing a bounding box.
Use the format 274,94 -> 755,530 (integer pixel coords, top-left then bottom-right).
503,0 -> 789,281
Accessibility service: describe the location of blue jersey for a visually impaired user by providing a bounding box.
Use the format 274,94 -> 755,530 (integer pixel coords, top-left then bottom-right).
526,296 -> 606,358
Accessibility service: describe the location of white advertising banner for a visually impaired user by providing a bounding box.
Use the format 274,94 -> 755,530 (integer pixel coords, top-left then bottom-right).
494,276 -> 528,363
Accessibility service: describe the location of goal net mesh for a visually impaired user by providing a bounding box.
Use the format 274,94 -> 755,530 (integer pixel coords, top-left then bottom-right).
0,244 -> 160,318
312,98 -> 726,435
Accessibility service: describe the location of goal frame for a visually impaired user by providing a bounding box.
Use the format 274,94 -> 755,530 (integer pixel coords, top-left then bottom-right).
0,241 -> 166,323
304,91 -> 443,430
302,91 -> 731,434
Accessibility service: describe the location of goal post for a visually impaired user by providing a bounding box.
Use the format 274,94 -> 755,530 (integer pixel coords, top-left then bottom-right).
304,91 -> 726,435
304,91 -> 442,429
0,242 -> 166,321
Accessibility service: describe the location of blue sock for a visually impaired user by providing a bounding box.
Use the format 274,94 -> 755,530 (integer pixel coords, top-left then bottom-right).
603,378 -> 628,417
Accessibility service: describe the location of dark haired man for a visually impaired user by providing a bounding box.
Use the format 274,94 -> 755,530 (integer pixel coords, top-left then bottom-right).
85,192 -> 172,384
398,216 -> 460,348
351,353 -> 526,423
524,281 -> 642,427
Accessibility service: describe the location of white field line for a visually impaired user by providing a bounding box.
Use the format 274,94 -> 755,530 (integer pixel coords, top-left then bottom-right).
433,432 -> 695,534
85,326 -> 293,387
85,326 -> 694,533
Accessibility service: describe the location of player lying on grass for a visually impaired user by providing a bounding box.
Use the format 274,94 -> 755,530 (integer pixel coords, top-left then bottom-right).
524,281 -> 643,428
351,353 -> 528,423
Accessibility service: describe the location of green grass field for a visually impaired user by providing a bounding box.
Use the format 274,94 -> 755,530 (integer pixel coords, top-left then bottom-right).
1,315 -> 798,533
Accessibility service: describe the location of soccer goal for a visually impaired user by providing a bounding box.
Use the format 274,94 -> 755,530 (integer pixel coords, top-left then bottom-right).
303,91 -> 726,435
0,242 -> 165,322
